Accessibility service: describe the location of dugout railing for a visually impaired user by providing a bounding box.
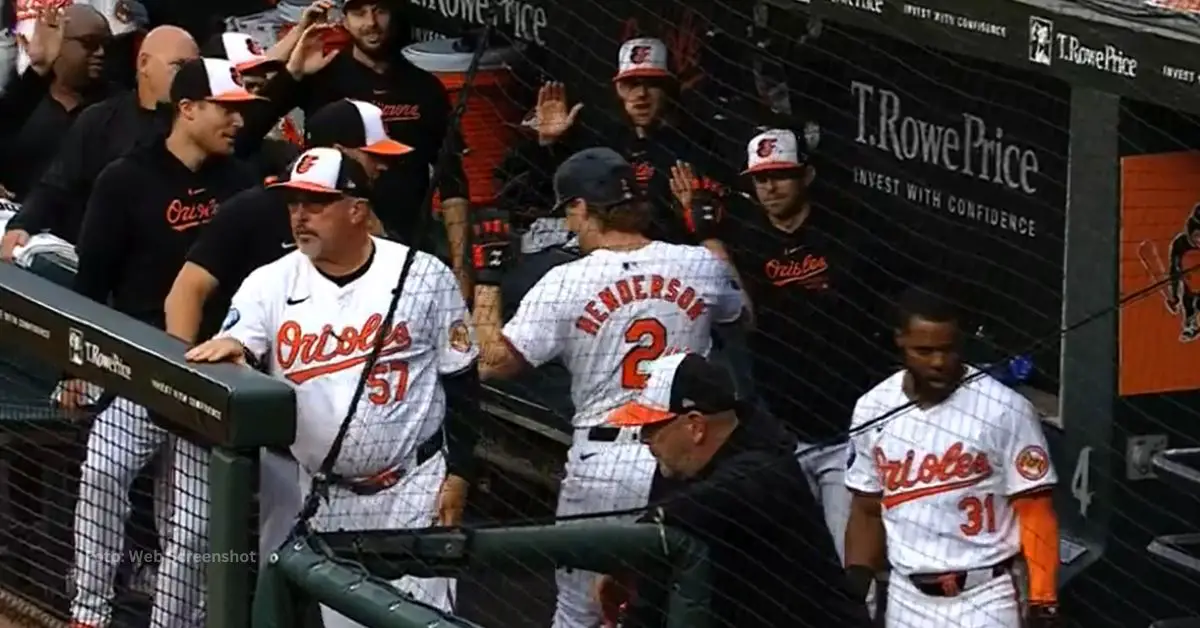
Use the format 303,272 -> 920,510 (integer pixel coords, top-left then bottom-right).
0,261 -> 295,627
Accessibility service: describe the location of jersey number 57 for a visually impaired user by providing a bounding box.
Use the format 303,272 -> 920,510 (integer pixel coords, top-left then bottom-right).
367,360 -> 410,404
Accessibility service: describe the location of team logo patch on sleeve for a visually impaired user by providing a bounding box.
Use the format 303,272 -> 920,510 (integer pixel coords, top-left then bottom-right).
221,308 -> 240,333
1015,445 -> 1050,481
449,320 -> 472,353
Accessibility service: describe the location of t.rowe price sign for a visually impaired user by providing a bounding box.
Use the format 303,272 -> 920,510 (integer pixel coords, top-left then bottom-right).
798,22 -> 1068,361
849,78 -> 1042,239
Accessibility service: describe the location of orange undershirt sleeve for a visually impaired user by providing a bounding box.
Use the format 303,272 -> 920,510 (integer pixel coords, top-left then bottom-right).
1011,492 -> 1059,604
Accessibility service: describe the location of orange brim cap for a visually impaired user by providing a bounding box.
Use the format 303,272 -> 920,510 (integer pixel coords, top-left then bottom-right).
268,180 -> 341,194
234,57 -> 272,73
608,401 -> 674,427
741,161 -> 804,175
209,88 -> 264,103
612,67 -> 672,82
364,137 -> 415,156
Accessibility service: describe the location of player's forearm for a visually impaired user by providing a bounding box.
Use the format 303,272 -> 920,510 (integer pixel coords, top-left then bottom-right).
442,366 -> 482,483
165,264 -> 219,344
1013,491 -> 1059,604
441,197 -> 472,298
844,497 -> 887,571
473,285 -> 519,379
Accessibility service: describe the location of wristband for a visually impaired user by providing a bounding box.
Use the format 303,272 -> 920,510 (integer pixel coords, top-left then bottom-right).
844,565 -> 874,600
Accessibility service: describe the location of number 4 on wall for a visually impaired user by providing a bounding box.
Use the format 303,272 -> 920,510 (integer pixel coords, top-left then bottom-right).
1071,446 -> 1094,518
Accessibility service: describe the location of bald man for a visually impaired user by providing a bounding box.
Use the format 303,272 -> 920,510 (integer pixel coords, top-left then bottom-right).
1,24 -> 296,259
0,4 -> 114,201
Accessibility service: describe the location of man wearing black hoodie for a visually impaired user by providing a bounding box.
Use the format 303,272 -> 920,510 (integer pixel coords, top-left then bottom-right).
523,37 -> 729,250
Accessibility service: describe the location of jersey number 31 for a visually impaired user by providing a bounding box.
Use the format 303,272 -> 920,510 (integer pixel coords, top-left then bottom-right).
367,360 -> 410,404
622,318 -> 668,389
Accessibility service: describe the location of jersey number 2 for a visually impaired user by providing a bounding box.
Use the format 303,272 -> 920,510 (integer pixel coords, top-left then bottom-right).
958,493 -> 997,536
621,318 -> 667,389
367,360 -> 410,404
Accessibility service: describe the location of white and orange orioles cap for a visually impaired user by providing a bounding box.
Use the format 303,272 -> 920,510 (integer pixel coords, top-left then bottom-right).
742,128 -> 808,175
613,37 -> 671,82
269,147 -> 372,196
608,353 -> 738,428
169,58 -> 263,104
201,32 -> 274,74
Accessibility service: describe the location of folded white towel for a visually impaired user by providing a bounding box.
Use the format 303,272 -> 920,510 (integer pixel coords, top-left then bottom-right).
14,232 -> 78,269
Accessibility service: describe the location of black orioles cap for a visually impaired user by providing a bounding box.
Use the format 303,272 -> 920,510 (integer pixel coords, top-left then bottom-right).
608,353 -> 738,427
305,99 -> 414,157
552,147 -> 641,213
170,58 -> 262,104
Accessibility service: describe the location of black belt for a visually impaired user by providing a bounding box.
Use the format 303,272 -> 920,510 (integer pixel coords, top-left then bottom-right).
908,557 -> 1015,597
587,426 -> 621,442
337,431 -> 443,496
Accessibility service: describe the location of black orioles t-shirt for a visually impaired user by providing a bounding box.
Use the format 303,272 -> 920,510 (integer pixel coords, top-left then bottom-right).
279,53 -> 468,242
727,204 -> 894,442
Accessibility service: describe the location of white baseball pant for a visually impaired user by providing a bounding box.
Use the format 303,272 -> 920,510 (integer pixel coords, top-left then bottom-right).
304,451 -> 455,628
148,440 -> 303,628
795,440 -> 852,562
71,398 -> 173,628
887,568 -> 1021,628
552,428 -> 656,628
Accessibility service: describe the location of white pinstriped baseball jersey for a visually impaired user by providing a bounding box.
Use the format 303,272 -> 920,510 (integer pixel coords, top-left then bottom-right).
220,237 -> 477,478
503,241 -> 744,428
845,367 -> 1057,576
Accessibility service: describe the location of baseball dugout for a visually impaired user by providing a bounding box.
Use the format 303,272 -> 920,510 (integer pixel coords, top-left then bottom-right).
0,260 -> 294,627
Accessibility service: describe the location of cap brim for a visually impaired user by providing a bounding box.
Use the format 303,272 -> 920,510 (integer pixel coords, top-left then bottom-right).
741,161 -> 805,175
363,138 -> 415,157
234,57 -> 274,73
613,68 -> 672,82
268,180 -> 342,194
209,88 -> 264,103
608,402 -> 674,427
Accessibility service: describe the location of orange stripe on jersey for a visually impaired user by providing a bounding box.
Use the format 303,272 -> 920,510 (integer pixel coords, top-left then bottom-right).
880,475 -> 990,509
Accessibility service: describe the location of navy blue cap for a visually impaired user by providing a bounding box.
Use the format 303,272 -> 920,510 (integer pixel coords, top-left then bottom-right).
552,147 -> 640,213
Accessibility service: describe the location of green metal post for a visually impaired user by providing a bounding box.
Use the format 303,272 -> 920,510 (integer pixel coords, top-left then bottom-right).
208,447 -> 255,628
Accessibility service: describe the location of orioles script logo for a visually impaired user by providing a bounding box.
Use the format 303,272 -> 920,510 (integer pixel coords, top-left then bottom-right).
277,315 -> 412,385
765,254 -> 829,288
377,103 -> 421,122
166,198 -> 218,232
875,442 -> 994,508
756,138 -> 778,158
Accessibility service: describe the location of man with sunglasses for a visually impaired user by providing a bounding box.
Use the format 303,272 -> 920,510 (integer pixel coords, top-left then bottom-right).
596,353 -> 869,627
186,146 -> 480,627
470,147 -> 745,628
155,99 -> 411,627
0,4 -> 115,200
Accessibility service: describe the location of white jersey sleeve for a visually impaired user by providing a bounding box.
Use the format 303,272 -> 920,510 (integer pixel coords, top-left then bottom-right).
844,396 -> 883,494
431,262 -> 478,375
217,265 -> 275,358
502,266 -> 570,368
702,248 -> 745,324
1001,398 -> 1057,496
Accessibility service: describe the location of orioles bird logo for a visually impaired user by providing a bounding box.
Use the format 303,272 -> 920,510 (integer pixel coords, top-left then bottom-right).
246,38 -> 265,56
229,67 -> 244,86
629,45 -> 653,65
756,138 -> 778,158
295,154 -> 319,174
